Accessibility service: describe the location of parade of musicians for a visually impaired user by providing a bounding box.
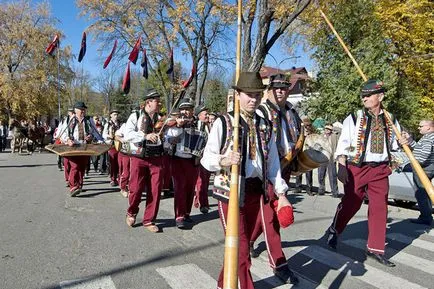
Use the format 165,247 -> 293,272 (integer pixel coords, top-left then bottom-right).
0,1 -> 433,289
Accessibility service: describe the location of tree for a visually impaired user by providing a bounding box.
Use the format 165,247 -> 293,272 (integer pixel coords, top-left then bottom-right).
241,0 -> 312,71
375,0 -> 434,121
0,0 -> 71,121
301,0 -> 418,131
77,0 -> 234,108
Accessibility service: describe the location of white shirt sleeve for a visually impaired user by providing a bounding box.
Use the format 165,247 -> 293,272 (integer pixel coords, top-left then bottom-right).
266,131 -> 289,195
334,115 -> 354,158
102,123 -> 109,140
124,113 -> 145,143
200,118 -> 225,172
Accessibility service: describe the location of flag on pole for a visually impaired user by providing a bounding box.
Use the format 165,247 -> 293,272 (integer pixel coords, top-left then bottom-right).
45,34 -> 59,56
182,64 -> 196,88
141,49 -> 148,79
128,36 -> 141,64
103,39 -> 118,69
166,48 -> 174,79
122,61 -> 131,94
78,32 -> 87,63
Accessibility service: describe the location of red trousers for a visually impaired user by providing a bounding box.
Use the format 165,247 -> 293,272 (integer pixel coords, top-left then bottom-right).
330,163 -> 391,253
161,155 -> 172,191
65,156 -> 88,190
250,183 -> 288,269
63,157 -> 71,182
107,148 -> 119,182
217,178 -> 263,289
117,152 -> 130,191
194,164 -> 211,208
127,156 -> 162,225
171,157 -> 199,220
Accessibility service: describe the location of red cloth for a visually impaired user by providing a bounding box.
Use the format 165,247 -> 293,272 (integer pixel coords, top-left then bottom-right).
272,200 -> 294,228
330,163 -> 391,253
127,156 -> 162,225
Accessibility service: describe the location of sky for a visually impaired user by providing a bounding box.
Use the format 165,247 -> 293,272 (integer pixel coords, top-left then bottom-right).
37,0 -> 315,85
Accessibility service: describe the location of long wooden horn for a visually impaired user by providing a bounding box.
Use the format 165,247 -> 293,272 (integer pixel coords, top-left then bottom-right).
318,8 -> 434,203
223,0 -> 242,288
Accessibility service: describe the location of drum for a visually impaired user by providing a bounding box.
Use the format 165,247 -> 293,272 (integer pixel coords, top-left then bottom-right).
180,127 -> 208,157
291,134 -> 332,176
45,143 -> 111,157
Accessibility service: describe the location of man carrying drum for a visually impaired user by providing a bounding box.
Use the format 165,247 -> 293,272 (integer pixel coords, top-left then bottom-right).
62,101 -> 104,197
326,79 -> 400,267
124,89 -> 164,233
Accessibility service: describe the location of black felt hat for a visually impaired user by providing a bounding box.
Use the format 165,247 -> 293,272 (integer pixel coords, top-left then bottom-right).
142,88 -> 160,101
232,71 -> 266,92
361,79 -> 386,97
268,73 -> 291,88
74,101 -> 87,110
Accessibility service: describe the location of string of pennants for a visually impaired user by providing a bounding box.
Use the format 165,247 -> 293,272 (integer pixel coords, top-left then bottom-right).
44,32 -> 196,95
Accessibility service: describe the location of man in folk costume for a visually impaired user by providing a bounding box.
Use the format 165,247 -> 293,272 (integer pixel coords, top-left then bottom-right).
115,109 -> 136,198
326,79 -> 400,267
103,109 -> 122,186
201,72 -> 296,289
161,109 -> 179,198
54,107 -> 74,174
124,89 -> 164,233
165,98 -> 200,229
193,105 -> 211,214
248,73 -> 301,284
62,101 -> 104,197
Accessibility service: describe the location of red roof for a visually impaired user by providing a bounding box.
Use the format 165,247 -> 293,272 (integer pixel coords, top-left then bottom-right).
260,66 -> 308,79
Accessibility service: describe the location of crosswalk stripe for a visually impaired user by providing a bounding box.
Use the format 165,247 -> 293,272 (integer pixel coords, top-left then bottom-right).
60,276 -> 116,289
250,258 -> 327,289
388,233 -> 434,252
291,245 -> 427,289
156,263 -> 216,289
343,239 -> 434,275
416,229 -> 434,237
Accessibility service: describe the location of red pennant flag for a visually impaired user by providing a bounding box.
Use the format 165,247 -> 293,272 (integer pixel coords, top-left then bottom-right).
122,62 -> 131,94
128,36 -> 141,64
45,34 -> 59,56
141,49 -> 148,79
182,64 -> 196,88
103,39 -> 118,69
166,48 -> 174,77
78,32 -> 86,63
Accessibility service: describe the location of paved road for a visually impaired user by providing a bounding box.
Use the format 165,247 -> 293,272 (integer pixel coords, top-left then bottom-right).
0,151 -> 433,289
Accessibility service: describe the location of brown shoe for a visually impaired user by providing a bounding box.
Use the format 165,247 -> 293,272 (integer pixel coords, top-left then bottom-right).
144,224 -> 160,233
126,215 -> 136,227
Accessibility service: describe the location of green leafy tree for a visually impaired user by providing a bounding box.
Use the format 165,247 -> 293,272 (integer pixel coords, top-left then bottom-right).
303,0 -> 417,131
